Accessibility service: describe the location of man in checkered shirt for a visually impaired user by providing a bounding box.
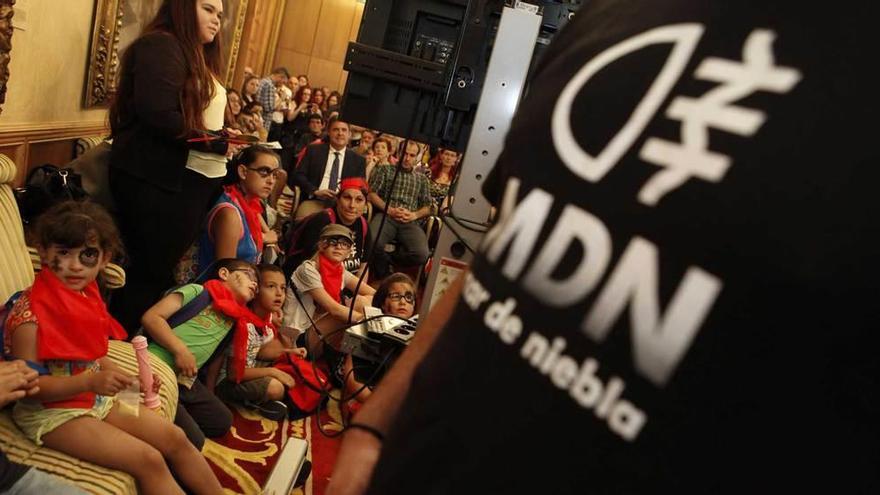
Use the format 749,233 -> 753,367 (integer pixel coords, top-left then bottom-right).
256,67 -> 290,133
367,140 -> 433,279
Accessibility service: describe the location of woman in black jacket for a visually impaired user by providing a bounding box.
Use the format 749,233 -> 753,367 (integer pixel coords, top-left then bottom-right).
108,0 -> 233,334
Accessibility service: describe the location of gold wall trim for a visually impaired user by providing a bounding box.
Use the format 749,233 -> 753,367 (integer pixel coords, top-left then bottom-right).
224,0 -> 250,87
0,121 -> 109,146
84,0 -> 124,108
0,0 -> 16,116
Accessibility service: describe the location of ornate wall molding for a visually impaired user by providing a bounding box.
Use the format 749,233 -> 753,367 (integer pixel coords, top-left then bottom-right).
0,0 -> 15,116
224,0 -> 249,87
84,0 -> 123,108
0,121 -> 109,146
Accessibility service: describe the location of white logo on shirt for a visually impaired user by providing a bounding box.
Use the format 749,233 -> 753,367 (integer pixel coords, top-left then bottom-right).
552,25 -> 802,205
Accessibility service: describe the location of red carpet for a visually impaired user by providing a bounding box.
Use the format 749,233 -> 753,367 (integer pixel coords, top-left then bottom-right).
203,398 -> 345,494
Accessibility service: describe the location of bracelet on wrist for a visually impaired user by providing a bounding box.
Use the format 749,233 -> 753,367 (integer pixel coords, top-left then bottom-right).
347,422 -> 384,442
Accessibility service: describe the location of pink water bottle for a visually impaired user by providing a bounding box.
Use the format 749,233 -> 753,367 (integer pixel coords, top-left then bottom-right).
131,336 -> 161,410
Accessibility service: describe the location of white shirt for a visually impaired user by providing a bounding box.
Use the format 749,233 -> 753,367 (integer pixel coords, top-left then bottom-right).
186,78 -> 228,178
318,145 -> 348,191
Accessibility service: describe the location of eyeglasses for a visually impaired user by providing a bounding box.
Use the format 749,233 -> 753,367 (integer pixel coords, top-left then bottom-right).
388,292 -> 415,304
231,268 -> 258,283
247,166 -> 283,179
324,237 -> 353,249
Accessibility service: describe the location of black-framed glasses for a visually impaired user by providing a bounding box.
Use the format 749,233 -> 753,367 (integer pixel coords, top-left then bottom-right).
388,292 -> 415,304
325,237 -> 353,248
247,166 -> 283,178
231,268 -> 258,283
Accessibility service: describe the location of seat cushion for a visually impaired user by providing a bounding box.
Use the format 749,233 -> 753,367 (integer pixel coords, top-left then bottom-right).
0,340 -> 179,494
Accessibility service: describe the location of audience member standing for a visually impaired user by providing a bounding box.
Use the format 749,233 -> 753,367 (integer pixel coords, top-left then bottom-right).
108,0 -> 235,334
257,67 -> 290,133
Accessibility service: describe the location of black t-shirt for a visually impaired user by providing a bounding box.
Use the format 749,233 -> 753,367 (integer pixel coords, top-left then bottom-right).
0,451 -> 29,491
285,208 -> 371,275
367,1 -> 878,493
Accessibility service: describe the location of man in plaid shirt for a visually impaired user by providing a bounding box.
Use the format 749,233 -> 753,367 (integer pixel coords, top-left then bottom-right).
367,141 -> 433,279
256,67 -> 290,133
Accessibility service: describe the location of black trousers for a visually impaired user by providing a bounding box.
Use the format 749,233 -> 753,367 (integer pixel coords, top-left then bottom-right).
108,168 -> 222,335
174,380 -> 233,450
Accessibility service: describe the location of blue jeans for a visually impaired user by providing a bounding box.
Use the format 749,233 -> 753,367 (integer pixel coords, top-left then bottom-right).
5,468 -> 88,494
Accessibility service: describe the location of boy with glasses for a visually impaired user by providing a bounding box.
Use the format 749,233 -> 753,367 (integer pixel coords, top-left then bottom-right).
282,224 -> 376,361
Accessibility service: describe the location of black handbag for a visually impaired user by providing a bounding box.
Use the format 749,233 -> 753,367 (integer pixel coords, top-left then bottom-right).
14,164 -> 89,225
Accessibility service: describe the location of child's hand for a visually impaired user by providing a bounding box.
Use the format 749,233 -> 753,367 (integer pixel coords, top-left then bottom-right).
270,368 -> 296,388
174,349 -> 198,377
0,360 -> 39,407
89,369 -> 134,396
142,372 -> 162,395
287,347 -> 307,359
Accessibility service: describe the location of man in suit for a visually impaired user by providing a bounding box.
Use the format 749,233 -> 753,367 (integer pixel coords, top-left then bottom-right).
290,118 -> 366,219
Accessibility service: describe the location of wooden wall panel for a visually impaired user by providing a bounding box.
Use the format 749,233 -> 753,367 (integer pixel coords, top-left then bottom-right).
278,0 -> 323,55
337,3 -> 365,92
274,49 -> 312,80
307,58 -> 344,91
233,0 -> 287,91
310,0 -> 356,63
273,0 -> 363,93
27,141 -> 76,170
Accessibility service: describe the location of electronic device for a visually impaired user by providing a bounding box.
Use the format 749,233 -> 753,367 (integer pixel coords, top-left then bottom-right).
341,0 -> 581,150
341,308 -> 419,363
262,437 -> 308,495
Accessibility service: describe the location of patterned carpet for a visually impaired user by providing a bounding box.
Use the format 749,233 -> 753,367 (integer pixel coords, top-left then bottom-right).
204,397 -> 345,495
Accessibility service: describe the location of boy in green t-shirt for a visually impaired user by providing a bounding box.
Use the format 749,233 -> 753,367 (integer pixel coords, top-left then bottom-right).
142,258 -> 258,450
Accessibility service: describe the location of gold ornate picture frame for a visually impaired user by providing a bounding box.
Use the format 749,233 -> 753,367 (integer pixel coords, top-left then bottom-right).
83,0 -> 249,108
0,0 -> 15,116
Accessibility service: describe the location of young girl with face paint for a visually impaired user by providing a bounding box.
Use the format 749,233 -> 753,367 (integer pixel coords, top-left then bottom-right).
5,201 -> 222,495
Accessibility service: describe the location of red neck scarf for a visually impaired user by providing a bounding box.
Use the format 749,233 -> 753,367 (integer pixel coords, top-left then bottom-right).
318,253 -> 344,303
224,184 -> 264,253
31,269 -> 127,362
204,279 -> 266,383
30,269 -> 127,409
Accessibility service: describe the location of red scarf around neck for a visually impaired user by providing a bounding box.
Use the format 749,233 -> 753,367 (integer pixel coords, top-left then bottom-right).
30,269 -> 127,408
32,269 -> 127,361
204,279 -> 267,383
224,184 -> 264,253
318,253 -> 344,303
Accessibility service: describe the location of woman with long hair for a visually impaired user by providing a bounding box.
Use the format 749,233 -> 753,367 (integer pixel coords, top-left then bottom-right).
326,90 -> 342,114
287,85 -> 318,142
108,0 -> 237,334
312,88 -> 326,112
225,89 -> 243,130
428,148 -> 459,211
240,74 -> 260,106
